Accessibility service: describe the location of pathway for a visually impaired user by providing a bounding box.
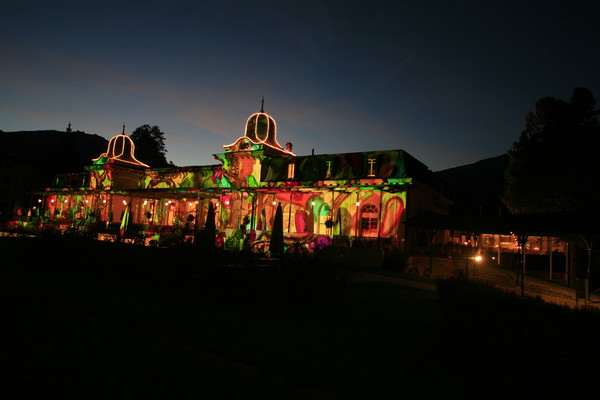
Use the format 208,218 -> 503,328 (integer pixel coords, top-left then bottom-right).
349,255 -> 600,309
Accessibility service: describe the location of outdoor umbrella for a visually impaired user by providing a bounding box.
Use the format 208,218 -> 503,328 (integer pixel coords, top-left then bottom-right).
119,203 -> 131,239
269,202 -> 284,257
333,208 -> 343,235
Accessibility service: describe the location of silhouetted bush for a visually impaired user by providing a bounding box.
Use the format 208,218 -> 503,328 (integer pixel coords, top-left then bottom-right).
436,278 -> 600,396
1,237 -> 346,307
382,248 -> 405,270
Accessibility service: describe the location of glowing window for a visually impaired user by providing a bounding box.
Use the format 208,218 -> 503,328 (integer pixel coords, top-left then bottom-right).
287,162 -> 295,179
360,204 -> 379,233
325,161 -> 333,178
367,158 -> 377,177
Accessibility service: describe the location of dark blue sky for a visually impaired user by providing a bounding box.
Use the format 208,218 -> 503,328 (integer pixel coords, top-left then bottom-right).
1,0 -> 599,171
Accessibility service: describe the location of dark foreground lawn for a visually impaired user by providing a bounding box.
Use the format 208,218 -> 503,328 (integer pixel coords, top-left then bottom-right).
2,237 -> 599,399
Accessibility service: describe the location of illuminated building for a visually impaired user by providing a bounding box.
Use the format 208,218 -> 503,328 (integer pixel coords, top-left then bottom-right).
28,105 -> 453,255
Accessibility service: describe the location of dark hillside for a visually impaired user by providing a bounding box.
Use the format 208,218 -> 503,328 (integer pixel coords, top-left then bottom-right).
1,130 -> 108,170
436,154 -> 508,216
0,130 -> 108,220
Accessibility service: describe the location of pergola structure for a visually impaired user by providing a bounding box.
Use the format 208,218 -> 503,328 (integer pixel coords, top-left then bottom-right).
406,210 -> 600,298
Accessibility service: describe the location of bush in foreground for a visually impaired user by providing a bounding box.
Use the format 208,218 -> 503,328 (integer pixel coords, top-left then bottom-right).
436,278 -> 600,396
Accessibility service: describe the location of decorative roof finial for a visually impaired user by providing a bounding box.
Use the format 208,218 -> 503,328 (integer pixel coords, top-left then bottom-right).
260,96 -> 264,113
122,123 -> 126,135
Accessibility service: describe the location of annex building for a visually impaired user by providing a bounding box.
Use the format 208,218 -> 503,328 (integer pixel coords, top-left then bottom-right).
26,105 -> 453,257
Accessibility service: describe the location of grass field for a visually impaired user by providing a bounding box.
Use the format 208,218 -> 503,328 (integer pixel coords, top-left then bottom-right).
3,237 -> 599,399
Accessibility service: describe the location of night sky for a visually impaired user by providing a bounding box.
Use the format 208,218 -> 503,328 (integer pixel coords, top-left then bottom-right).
1,0 -> 599,172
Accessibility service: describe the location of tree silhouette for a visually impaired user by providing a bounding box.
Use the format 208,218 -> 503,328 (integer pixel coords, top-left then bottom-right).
269,202 -> 284,257
198,201 -> 216,250
130,125 -> 172,168
503,88 -> 600,213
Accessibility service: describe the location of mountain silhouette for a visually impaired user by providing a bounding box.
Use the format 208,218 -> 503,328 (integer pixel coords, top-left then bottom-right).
436,154 -> 508,216
1,130 -> 108,168
0,130 -> 108,220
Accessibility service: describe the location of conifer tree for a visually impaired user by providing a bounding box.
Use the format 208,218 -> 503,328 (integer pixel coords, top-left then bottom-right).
503,88 -> 600,213
130,125 -> 172,168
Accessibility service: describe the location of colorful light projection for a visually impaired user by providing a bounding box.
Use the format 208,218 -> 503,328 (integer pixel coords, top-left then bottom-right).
214,152 -> 261,188
89,158 -> 114,190
19,103 -> 442,254
205,187 -> 407,240
36,193 -> 105,230
144,166 -> 225,189
35,169 -> 408,249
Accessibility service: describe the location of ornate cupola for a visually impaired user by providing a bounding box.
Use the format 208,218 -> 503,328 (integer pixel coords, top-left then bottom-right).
92,125 -> 150,168
223,99 -> 294,156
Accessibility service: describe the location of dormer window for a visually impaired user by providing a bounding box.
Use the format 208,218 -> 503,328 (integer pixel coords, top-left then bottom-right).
367,158 -> 377,177
325,161 -> 333,178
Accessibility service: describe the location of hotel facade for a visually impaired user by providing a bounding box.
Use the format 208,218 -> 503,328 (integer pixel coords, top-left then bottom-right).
28,106 -> 453,256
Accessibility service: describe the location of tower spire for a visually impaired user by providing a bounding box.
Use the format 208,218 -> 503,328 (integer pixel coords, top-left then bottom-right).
122,123 -> 126,135
260,96 -> 264,113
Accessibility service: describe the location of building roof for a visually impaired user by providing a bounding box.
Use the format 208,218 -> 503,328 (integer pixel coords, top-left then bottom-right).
262,148 -> 448,190
406,211 -> 600,236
